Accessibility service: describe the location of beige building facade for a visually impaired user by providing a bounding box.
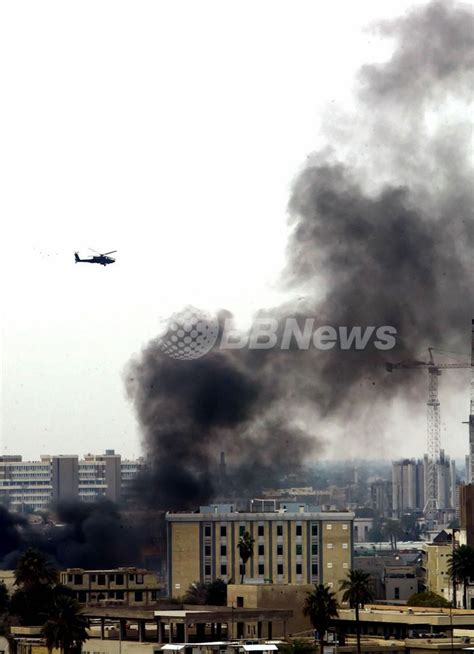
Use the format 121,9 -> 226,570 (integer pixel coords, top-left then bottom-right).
60,567 -> 163,605
166,507 -> 354,599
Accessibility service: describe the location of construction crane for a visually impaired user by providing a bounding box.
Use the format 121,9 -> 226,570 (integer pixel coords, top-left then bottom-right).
386,348 -> 471,524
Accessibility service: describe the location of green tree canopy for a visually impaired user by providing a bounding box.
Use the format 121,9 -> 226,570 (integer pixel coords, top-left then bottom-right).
407,591 -> 451,608
183,579 -> 227,606
237,531 -> 255,584
14,548 -> 58,590
303,584 -> 339,654
340,570 -> 374,654
42,595 -> 88,654
448,545 -> 474,608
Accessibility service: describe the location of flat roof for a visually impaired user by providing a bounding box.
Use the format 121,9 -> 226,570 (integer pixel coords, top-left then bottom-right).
155,609 -> 292,622
166,511 -> 354,522
336,605 -> 474,627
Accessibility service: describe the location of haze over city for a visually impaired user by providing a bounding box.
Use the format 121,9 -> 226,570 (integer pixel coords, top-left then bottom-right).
1,0 -> 473,467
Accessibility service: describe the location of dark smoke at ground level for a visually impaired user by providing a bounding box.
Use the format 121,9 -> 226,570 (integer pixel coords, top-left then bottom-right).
0,500 -> 143,570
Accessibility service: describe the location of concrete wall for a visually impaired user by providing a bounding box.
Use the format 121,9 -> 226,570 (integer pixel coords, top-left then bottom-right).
227,583 -> 312,637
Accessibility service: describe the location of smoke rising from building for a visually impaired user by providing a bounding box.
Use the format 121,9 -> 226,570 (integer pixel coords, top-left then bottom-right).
0,501 -> 141,570
126,1 -> 474,509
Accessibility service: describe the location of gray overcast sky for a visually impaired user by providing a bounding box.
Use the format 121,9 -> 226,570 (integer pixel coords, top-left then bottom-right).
1,0 -> 471,462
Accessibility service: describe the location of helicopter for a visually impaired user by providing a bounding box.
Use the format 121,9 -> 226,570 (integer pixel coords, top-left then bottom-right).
74,249 -> 117,266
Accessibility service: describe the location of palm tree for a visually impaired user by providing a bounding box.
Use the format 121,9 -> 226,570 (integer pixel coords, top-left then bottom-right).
237,531 -> 255,584
448,545 -> 474,609
340,570 -> 373,654
42,595 -> 88,654
383,520 -> 403,551
303,584 -> 339,654
183,581 -> 209,605
14,548 -> 58,590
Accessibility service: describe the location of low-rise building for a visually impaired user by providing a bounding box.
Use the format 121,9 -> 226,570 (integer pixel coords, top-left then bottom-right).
60,567 -> 163,605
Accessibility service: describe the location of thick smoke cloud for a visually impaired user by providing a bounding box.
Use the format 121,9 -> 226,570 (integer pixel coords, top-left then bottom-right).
0,501 -> 141,570
126,1 -> 474,509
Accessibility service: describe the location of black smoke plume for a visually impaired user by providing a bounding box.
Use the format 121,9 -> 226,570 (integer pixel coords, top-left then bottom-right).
0,501 -> 141,570
126,1 -> 474,509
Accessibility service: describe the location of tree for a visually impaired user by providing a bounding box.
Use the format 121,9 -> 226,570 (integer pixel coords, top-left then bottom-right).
42,595 -> 88,654
340,570 -> 373,654
206,578 -> 227,605
183,579 -> 227,606
280,639 -> 316,654
448,545 -> 474,609
10,547 -> 67,625
407,591 -> 451,608
0,582 -> 9,614
303,584 -> 339,654
237,531 -> 255,584
183,581 -> 209,605
14,548 -> 58,590
383,520 -> 404,551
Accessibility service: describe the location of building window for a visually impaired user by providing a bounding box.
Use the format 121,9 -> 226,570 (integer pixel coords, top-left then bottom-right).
129,574 -> 135,581
342,543 -> 348,549
109,574 -> 115,583
90,574 -> 96,582
116,590 -> 124,600
258,545 -> 264,556
312,563 -> 318,576
327,563 -> 333,569
220,526 -> 227,537
136,574 -> 143,584
258,564 -> 264,575
296,544 -> 302,555
115,574 -> 124,585
221,564 -> 227,576
205,545 -> 211,556
296,564 -> 302,575
236,596 -> 244,607
312,544 -> 318,555
134,591 -> 143,602
394,587 -> 400,600
277,544 -> 283,556
342,524 -> 348,530
97,575 -> 106,586
151,591 -> 158,601
277,525 -> 283,536
258,525 -> 264,537
277,564 -> 284,575
204,525 -> 211,537
327,543 -> 333,549
326,524 -> 332,530
220,544 -> 227,556
311,524 -> 318,536
296,525 -> 302,536
68,574 -> 73,583
239,525 -> 245,536
205,565 -> 211,576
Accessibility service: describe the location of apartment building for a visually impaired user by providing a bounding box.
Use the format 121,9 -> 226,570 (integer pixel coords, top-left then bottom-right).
166,504 -> 354,599
60,567 -> 162,605
0,451 -> 143,512
421,531 -> 454,603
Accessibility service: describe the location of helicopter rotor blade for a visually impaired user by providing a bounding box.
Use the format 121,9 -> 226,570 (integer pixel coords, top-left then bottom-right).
102,250 -> 117,256
89,248 -> 101,255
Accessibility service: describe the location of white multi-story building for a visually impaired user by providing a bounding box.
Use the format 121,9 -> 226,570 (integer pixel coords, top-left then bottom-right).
0,451 -> 143,512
